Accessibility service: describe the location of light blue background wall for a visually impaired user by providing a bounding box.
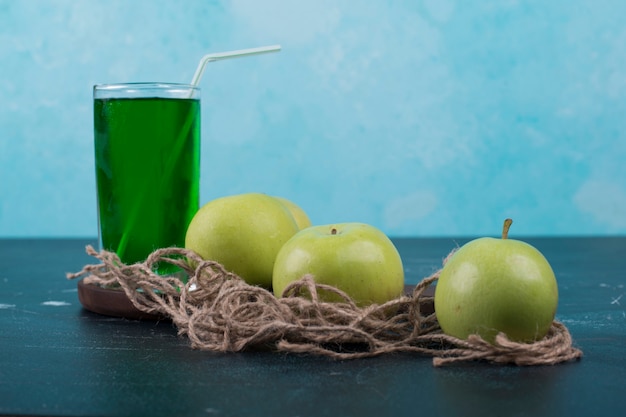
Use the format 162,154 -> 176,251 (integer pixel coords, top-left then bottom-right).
1,0 -> 625,237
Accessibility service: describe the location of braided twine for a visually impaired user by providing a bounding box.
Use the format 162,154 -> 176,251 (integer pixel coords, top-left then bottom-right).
67,246 -> 582,367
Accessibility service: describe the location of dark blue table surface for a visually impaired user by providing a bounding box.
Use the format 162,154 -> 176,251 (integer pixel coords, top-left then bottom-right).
1,237 -> 625,417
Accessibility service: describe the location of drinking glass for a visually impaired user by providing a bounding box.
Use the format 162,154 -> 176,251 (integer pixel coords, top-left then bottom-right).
93,83 -> 200,273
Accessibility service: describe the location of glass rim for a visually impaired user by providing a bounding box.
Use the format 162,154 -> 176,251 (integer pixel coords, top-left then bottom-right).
93,82 -> 200,99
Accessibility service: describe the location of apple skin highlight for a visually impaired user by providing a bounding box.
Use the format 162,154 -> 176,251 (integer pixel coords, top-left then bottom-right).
434,236 -> 559,344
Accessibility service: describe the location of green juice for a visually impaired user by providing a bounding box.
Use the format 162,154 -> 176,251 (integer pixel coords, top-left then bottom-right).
94,97 -> 200,272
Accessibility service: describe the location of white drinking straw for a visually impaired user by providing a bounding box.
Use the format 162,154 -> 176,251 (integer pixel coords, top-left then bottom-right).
190,45 -> 282,87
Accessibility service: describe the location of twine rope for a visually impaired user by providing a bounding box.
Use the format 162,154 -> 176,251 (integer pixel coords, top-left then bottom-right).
67,245 -> 582,366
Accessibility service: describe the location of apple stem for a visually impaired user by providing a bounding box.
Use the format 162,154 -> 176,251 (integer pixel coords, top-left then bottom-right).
331,227 -> 337,235
502,218 -> 513,239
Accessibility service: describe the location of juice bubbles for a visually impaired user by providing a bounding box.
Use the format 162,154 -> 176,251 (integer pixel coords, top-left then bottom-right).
93,84 -> 200,272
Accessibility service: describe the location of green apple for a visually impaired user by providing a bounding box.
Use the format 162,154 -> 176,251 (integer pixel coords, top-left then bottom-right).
434,219 -> 558,343
273,196 -> 312,230
272,223 -> 405,307
184,193 -> 300,287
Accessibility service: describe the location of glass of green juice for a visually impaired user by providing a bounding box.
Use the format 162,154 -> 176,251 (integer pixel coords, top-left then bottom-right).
93,83 -> 200,273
